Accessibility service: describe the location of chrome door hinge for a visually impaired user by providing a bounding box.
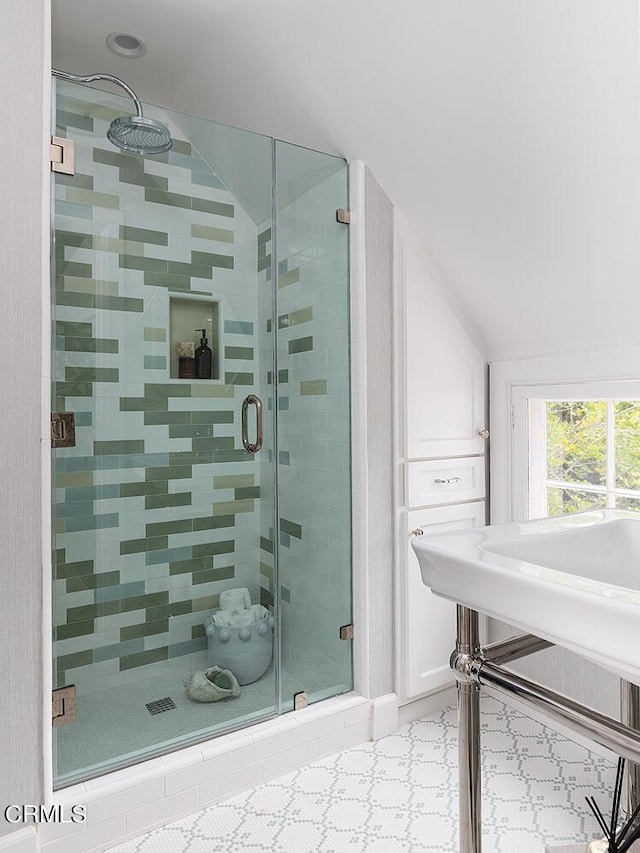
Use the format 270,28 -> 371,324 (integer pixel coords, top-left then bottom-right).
509,405 -> 515,429
339,623 -> 354,640
51,412 -> 76,448
52,686 -> 77,727
50,136 -> 75,175
336,208 -> 351,224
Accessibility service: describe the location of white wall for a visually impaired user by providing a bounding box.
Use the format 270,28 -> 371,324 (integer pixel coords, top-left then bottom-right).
0,0 -> 49,838
362,168 -> 395,698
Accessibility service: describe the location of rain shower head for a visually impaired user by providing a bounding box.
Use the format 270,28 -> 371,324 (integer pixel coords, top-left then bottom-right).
107,115 -> 172,155
51,68 -> 172,155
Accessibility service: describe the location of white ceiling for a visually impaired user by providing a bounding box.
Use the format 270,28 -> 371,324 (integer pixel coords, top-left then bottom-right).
52,0 -> 640,361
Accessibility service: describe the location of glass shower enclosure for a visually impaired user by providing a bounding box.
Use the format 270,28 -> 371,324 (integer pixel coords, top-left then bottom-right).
51,79 -> 352,787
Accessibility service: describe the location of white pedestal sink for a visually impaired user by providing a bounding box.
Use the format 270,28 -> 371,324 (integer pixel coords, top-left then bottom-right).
412,509 -> 640,685
411,509 -> 640,853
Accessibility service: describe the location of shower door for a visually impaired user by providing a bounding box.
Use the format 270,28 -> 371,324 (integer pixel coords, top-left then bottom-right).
273,141 -> 353,712
51,80 -> 352,788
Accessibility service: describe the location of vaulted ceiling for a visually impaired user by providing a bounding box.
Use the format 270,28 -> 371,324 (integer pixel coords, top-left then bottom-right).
52,0 -> 640,360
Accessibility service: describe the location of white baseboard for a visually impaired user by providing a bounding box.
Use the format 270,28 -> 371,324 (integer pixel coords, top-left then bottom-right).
364,687 -> 456,743
370,694 -> 398,740
398,686 -> 456,727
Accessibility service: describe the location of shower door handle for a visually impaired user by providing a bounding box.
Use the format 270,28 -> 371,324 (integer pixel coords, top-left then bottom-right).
241,394 -> 263,454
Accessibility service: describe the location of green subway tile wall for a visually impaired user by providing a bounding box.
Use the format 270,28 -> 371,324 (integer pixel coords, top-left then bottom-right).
52,84 -> 351,778
52,85 -> 267,694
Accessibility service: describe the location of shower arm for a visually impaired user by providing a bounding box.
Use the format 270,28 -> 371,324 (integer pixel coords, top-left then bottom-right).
51,69 -> 144,117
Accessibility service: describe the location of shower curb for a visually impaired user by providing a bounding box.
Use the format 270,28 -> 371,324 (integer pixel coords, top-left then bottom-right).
37,693 -> 371,853
0,827 -> 37,853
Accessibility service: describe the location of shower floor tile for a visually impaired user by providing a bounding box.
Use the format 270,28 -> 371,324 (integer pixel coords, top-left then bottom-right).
55,651 -> 347,785
105,696 -> 616,853
55,651 -> 274,784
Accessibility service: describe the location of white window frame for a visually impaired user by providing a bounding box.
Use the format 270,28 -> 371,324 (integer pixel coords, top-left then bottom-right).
527,395 -> 640,519
510,380 -> 640,520
490,348 -> 640,525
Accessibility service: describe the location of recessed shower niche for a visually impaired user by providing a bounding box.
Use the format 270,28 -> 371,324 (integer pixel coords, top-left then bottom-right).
51,77 -> 353,787
169,296 -> 221,380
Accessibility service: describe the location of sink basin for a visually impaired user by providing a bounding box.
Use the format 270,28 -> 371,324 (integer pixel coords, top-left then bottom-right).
411,509 -> 640,684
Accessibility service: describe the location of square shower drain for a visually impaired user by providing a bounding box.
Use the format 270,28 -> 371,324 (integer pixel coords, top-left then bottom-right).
145,697 -> 176,716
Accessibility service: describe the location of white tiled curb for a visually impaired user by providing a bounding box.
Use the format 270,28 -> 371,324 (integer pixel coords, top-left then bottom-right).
35,693 -> 370,853
0,828 -> 38,853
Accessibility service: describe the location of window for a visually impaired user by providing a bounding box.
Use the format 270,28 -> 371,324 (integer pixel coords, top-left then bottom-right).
528,398 -> 640,519
490,352 -> 640,525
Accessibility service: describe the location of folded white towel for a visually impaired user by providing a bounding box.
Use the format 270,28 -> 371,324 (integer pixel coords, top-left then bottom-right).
212,610 -> 240,626
219,588 -> 252,612
209,604 -> 269,628
250,604 -> 268,621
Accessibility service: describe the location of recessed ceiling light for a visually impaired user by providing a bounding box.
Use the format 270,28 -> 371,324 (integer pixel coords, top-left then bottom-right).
106,32 -> 146,59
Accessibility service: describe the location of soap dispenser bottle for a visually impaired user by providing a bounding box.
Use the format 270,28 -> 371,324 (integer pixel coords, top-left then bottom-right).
194,328 -> 213,379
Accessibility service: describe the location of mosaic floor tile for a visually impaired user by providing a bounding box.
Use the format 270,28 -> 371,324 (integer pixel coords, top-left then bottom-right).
106,696 -> 616,853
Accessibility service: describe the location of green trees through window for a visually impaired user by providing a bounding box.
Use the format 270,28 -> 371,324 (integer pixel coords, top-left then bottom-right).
545,400 -> 640,516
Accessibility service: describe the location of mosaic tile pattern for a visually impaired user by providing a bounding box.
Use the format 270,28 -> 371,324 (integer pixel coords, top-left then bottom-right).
54,650 -> 350,783
55,649 -> 270,783
106,696 -> 617,853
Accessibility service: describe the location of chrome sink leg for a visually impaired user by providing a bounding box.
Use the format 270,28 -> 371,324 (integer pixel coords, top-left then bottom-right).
455,606 -> 482,853
621,679 -> 640,818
